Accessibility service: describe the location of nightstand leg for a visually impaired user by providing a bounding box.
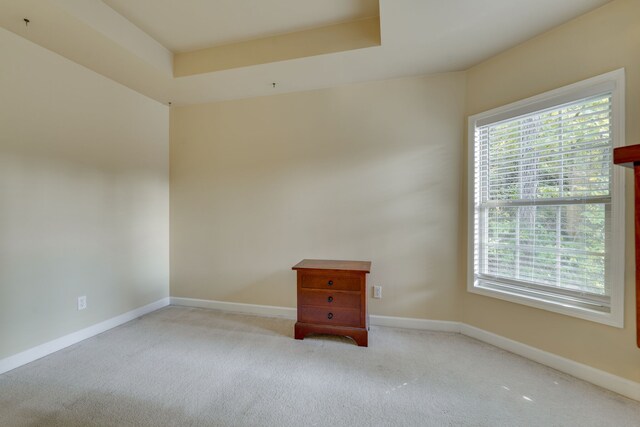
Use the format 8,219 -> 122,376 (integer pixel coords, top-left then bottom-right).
294,323 -> 305,340
352,330 -> 368,347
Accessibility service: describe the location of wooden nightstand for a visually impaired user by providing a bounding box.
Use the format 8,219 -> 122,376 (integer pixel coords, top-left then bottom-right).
293,259 -> 371,347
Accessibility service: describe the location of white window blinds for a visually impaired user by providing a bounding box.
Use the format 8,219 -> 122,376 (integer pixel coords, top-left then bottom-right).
473,93 -> 614,312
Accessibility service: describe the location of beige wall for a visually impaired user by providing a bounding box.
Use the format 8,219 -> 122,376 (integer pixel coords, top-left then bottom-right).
464,0 -> 640,382
170,73 -> 466,320
0,27 -> 169,359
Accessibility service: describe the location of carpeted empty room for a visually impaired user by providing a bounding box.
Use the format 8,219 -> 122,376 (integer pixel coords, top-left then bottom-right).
2,307 -> 640,427
2,1 -> 640,426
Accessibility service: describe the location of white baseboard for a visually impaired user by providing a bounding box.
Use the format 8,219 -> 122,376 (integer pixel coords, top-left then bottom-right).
370,314 -> 461,332
0,297 -> 170,376
170,297 -> 639,402
170,297 -> 461,332
170,297 -> 297,319
459,324 -> 640,401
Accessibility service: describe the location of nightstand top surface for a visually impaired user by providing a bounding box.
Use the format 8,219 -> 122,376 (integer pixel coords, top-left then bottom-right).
292,259 -> 371,273
613,144 -> 640,168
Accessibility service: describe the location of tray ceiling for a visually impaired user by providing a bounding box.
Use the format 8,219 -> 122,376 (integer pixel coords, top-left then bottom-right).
0,0 -> 613,105
102,0 -> 380,53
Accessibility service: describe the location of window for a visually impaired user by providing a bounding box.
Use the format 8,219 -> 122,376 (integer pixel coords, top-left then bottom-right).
468,70 -> 625,327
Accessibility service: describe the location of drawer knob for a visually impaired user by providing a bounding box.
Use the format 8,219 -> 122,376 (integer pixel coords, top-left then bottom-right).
327,312 -> 334,319
327,296 -> 333,303
327,280 -> 334,286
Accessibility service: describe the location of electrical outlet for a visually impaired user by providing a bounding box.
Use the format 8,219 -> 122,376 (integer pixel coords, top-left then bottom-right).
77,296 -> 87,311
373,286 -> 382,299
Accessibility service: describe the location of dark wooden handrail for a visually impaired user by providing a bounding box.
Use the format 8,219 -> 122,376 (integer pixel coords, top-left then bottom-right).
613,145 -> 640,348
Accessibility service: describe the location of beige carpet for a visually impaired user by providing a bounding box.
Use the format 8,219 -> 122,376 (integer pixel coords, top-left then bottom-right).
1,306 -> 639,426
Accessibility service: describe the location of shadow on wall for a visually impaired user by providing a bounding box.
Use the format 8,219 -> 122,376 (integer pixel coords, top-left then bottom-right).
171,87 -> 463,321
171,73 -> 465,320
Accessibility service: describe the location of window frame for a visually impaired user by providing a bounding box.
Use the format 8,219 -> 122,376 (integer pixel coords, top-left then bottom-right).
467,69 -> 626,327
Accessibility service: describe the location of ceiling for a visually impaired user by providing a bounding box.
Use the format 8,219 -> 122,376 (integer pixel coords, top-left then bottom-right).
102,0 -> 380,53
0,0 -> 612,106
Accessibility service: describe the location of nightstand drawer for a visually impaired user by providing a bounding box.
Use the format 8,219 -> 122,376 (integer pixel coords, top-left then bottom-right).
298,289 -> 361,309
300,273 -> 361,291
298,306 -> 361,327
